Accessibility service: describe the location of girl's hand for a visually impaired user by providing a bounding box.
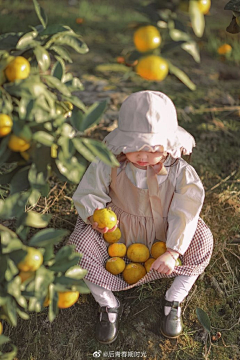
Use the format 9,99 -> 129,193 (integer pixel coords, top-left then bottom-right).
88,215 -> 119,234
150,250 -> 178,275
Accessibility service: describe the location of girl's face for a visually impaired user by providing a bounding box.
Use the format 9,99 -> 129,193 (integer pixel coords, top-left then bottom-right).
126,149 -> 167,169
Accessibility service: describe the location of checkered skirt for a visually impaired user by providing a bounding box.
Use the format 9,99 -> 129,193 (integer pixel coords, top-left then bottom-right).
68,216 -> 213,291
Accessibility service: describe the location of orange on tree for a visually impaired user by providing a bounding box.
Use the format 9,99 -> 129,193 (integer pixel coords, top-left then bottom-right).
133,25 -> 161,52
5,56 -> 30,82
0,114 -> 13,137
0,322 -> 3,335
151,241 -> 167,259
123,263 -> 146,284
217,44 -> 232,55
8,134 -> 31,152
105,257 -> 126,275
103,227 -> 121,243
127,243 -> 150,263
144,257 -> 155,273
93,208 -> 117,229
17,247 -> 43,272
57,291 -> 80,309
198,0 -> 211,15
108,243 -> 127,258
136,55 -> 168,81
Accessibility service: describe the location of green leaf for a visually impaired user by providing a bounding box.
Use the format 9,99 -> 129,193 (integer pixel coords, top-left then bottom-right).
33,0 -> 48,29
66,95 -> 86,111
196,307 -> 211,333
28,188 -> 41,206
70,109 -> 84,132
56,151 -> 87,183
0,166 -> 20,185
0,344 -> 17,360
5,76 -> 47,99
0,192 -> 30,219
58,136 -> 75,159
34,267 -> 55,297
39,24 -> 71,36
42,75 -> 71,97
70,279 -> 90,294
168,62 -> 196,91
48,284 -> 59,322
0,256 -> 8,282
72,138 -> 97,162
0,33 -> 22,51
32,131 -> 54,146
0,334 -> 11,346
50,45 -> 73,63
28,163 -> 49,197
16,30 -> 38,50
50,34 -> 89,54
29,228 -> 69,247
54,275 -> 86,286
189,0 -> 205,38
81,138 -> 119,167
10,166 -> 30,195
78,100 -> 107,132
23,211 -> 51,228
65,265 -> 88,280
2,297 -> 18,326
33,46 -> 51,71
51,60 -> 65,81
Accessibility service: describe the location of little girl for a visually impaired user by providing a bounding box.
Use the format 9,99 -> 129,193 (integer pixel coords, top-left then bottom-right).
68,91 -> 213,344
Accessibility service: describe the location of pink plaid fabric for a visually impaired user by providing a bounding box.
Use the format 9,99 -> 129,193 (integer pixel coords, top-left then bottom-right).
68,217 -> 213,291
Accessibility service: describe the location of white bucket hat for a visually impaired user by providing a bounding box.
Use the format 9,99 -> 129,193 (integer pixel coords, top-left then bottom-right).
103,90 -> 195,158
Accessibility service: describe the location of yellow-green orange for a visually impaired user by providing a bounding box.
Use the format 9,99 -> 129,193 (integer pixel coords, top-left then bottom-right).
105,257 -> 126,275
93,208 -> 117,229
123,263 -> 146,284
57,291 -> 79,308
144,257 -> 155,273
133,25 -> 161,52
5,56 -> 30,82
8,134 -> 30,152
108,243 -> 127,258
0,322 -> 3,335
198,0 -> 211,14
17,247 -> 43,272
151,241 -> 166,259
0,114 -> 13,137
18,271 -> 35,283
136,55 -> 168,81
217,44 -> 232,55
103,227 -> 121,243
127,243 -> 150,263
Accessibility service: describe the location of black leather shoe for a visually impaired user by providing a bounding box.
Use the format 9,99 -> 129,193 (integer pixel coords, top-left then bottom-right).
161,300 -> 183,339
95,299 -> 123,344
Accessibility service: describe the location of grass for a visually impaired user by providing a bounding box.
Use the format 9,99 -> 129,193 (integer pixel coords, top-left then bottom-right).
1,0 -> 240,359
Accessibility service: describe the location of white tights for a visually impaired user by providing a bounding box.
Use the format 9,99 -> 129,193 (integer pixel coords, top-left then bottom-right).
84,275 -> 198,321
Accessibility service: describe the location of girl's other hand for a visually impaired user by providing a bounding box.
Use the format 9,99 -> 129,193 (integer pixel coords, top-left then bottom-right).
88,215 -> 119,234
150,250 -> 177,275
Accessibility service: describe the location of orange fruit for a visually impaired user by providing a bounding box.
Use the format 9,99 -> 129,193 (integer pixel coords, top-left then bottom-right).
43,296 -> 50,307
0,322 -> 3,335
175,258 -> 182,266
18,271 -> 35,283
5,56 -> 30,82
136,55 -> 168,81
0,114 -> 13,137
103,227 -> 121,243
108,243 -> 127,258
144,258 -> 155,272
105,257 -> 126,275
57,291 -> 79,309
198,0 -> 211,14
123,263 -> 146,284
133,25 -> 161,52
127,243 -> 150,263
17,247 -> 43,272
93,208 -> 117,229
151,241 -> 167,259
217,44 -> 232,55
8,134 -> 30,152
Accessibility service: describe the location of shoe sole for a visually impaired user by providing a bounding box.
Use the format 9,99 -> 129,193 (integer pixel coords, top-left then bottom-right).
160,328 -> 181,339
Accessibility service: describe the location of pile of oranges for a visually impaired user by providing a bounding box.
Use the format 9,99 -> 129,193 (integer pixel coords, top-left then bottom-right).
95,209 -> 182,285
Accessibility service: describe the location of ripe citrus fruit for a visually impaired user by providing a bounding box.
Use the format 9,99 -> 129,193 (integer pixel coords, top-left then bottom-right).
198,0 -> 211,14
106,257 -> 126,275
133,25 -> 161,52
151,241 -> 167,259
108,243 -> 127,258
103,227 -> 122,243
123,263 -> 146,284
144,258 -> 155,273
8,134 -> 31,152
18,271 -> 35,283
57,291 -> 80,308
136,55 -> 168,81
217,44 -> 232,55
43,296 -> 50,307
17,247 -> 43,272
93,208 -> 117,229
127,243 -> 150,263
0,114 -> 13,137
5,56 -> 30,82
0,322 -> 3,335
